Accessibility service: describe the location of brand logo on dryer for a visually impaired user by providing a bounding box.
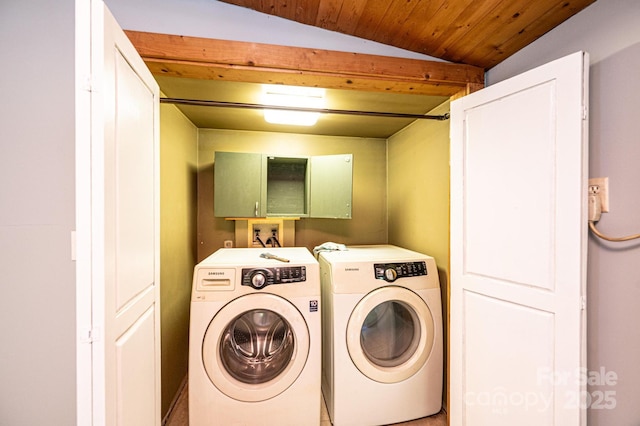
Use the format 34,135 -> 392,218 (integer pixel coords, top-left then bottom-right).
207,271 -> 226,276
344,267 -> 360,272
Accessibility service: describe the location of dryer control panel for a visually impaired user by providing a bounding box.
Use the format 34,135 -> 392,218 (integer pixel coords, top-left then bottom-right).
242,266 -> 306,289
374,261 -> 427,282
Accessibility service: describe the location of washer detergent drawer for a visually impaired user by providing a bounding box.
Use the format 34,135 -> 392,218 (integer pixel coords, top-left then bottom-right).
195,268 -> 236,292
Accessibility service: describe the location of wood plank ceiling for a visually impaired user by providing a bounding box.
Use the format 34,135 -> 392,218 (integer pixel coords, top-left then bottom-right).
219,0 -> 596,70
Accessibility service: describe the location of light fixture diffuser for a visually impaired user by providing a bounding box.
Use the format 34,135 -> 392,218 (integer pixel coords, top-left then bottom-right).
262,85 -> 326,126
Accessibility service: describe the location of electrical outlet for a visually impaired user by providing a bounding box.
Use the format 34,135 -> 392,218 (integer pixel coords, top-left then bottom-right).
588,177 -> 609,213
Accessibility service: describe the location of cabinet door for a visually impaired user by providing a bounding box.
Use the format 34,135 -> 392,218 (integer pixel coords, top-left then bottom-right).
309,154 -> 353,218
214,152 -> 263,217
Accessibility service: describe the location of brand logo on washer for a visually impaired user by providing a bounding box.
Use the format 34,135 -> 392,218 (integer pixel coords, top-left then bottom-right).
207,271 -> 225,276
344,267 -> 360,272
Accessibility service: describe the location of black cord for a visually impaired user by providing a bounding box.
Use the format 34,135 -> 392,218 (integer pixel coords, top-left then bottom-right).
266,237 -> 282,247
255,236 -> 267,247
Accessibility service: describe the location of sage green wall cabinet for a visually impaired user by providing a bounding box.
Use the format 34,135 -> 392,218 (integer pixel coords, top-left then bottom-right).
309,154 -> 352,219
213,151 -> 263,218
213,151 -> 352,219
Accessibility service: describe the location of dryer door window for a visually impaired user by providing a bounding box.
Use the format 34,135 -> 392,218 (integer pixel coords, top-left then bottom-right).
360,301 -> 420,367
202,293 -> 310,402
347,286 -> 435,384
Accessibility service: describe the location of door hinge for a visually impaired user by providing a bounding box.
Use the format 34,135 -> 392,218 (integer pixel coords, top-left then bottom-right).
81,75 -> 92,92
81,75 -> 98,93
582,105 -> 588,120
80,327 -> 101,344
580,296 -> 587,311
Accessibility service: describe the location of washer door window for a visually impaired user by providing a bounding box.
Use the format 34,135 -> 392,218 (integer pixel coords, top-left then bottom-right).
202,293 -> 309,402
346,286 -> 434,383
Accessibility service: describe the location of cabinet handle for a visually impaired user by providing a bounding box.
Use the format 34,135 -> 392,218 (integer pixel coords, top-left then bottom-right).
255,201 -> 259,217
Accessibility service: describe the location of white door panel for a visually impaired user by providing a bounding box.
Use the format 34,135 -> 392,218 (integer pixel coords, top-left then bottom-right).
114,286 -> 156,338
463,82 -> 556,289
113,50 -> 156,311
450,51 -> 589,425
116,307 -> 157,426
463,292 -> 555,425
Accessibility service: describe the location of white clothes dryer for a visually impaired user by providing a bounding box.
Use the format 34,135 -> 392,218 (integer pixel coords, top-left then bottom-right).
319,245 -> 443,426
189,248 -> 321,426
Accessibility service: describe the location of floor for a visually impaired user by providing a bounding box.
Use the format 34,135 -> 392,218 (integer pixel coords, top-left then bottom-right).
164,382 -> 448,426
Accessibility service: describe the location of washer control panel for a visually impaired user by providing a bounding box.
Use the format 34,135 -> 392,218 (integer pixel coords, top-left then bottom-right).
241,266 -> 306,289
374,261 -> 428,282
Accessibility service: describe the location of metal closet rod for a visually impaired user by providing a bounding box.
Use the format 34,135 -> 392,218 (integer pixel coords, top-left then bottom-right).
160,97 -> 450,121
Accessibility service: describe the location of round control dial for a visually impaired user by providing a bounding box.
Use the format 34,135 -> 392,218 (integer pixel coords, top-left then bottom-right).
251,272 -> 267,288
383,268 -> 398,282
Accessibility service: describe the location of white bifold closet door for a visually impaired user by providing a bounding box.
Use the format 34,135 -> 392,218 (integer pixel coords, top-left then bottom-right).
85,1 -> 161,425
450,51 -> 589,426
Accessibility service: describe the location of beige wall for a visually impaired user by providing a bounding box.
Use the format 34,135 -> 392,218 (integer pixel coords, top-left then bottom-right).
159,103 -> 198,416
387,102 -> 451,275
197,129 -> 388,261
387,100 -> 451,407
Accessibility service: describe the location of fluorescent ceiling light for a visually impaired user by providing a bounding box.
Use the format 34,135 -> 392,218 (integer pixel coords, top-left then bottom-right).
262,85 -> 326,126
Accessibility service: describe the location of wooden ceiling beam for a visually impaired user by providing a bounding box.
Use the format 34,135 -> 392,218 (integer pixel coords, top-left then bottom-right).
125,30 -> 484,98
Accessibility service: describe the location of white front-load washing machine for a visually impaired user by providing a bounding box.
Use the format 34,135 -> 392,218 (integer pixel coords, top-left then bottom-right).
189,247 -> 321,426
319,245 -> 443,426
